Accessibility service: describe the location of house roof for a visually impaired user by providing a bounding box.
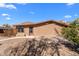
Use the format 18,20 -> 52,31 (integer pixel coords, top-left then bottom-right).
0,26 -> 12,30
14,20 -> 69,27
0,26 -> 3,29
15,22 -> 33,25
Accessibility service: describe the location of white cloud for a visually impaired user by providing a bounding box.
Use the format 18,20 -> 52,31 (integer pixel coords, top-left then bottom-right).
0,3 -> 16,9
66,3 -> 76,6
29,11 -> 35,15
74,14 -> 78,17
64,15 -> 72,18
5,17 -> 11,20
1,13 -> 12,20
1,13 -> 9,16
6,4 -> 16,9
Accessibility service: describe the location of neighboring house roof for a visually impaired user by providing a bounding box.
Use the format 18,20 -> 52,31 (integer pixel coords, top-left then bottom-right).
14,20 -> 69,27
0,26 -> 12,30
21,22 -> 33,25
15,22 -> 33,25
0,26 -> 3,29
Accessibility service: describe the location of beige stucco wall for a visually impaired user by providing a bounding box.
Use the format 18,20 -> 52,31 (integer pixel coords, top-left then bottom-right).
33,23 -> 63,37
24,28 -> 29,35
16,23 -> 63,37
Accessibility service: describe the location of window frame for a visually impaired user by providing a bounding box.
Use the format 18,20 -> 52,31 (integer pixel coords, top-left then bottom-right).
29,27 -> 33,35
17,26 -> 24,32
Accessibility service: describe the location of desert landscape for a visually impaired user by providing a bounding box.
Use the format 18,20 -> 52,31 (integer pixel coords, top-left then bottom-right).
0,3 -> 79,56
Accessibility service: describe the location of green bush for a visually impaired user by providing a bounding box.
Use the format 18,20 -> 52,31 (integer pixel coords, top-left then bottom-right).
62,18 -> 79,45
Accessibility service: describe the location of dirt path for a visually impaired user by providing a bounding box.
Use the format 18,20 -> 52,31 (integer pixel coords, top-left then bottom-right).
0,36 -> 36,42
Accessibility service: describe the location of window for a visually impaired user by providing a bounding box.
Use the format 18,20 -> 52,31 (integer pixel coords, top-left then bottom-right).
29,27 -> 33,35
18,28 -> 24,32
17,26 -> 24,32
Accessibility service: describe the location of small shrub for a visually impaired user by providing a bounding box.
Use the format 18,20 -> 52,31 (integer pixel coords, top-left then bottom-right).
62,18 -> 79,45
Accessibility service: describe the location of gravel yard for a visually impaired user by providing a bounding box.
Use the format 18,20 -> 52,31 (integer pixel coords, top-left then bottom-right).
0,36 -> 79,56
0,37 -> 9,40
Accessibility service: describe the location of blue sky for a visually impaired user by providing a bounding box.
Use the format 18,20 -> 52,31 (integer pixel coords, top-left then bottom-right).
0,3 -> 79,25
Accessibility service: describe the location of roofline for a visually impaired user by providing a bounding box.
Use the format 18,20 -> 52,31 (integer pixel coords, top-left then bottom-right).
13,20 -> 69,27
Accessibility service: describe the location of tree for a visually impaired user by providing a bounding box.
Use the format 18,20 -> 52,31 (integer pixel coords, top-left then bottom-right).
2,24 -> 11,28
2,24 -> 13,36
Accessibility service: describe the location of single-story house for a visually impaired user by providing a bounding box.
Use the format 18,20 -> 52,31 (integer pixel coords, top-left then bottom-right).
13,20 -> 69,37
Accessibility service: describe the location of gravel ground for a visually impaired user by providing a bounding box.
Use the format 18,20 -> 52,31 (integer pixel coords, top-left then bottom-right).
0,37 -> 9,40
0,36 -> 79,56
